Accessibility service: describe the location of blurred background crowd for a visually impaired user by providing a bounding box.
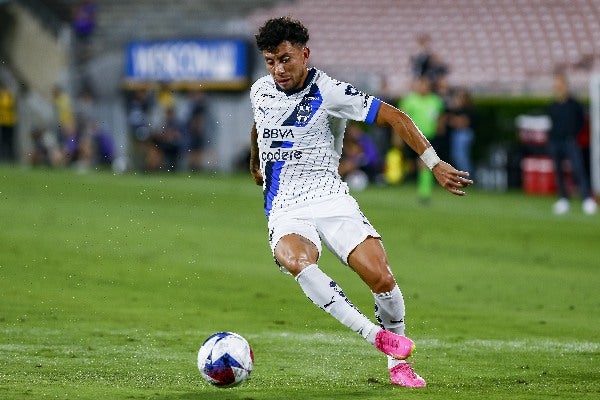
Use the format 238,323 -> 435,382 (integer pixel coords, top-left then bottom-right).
0,0 -> 598,210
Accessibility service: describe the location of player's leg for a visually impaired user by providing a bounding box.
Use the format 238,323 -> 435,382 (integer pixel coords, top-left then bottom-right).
347,237 -> 426,387
346,236 -> 395,293
346,238 -> 405,335
313,196 -> 414,361
271,230 -> 380,346
346,238 -> 414,358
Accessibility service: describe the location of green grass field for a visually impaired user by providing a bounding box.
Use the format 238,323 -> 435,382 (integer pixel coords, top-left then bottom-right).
1,166 -> 598,399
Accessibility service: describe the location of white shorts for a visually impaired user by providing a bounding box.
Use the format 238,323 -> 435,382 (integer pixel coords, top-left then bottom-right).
267,193 -> 380,268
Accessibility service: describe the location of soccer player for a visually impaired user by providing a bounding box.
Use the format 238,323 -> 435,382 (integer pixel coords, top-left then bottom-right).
249,17 -> 472,388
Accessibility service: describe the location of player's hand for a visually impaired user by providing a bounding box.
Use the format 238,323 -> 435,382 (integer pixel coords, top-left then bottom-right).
251,168 -> 264,186
432,161 -> 473,196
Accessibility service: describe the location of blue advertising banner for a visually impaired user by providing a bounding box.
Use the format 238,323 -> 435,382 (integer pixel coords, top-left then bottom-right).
124,38 -> 249,90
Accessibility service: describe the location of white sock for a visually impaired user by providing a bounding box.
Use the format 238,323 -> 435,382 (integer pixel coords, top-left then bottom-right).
296,264 -> 380,344
388,358 -> 406,369
374,285 -> 406,369
374,285 -> 406,335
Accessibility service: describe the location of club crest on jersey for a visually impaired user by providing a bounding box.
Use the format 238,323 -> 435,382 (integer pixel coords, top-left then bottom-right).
282,83 -> 323,128
297,104 -> 312,125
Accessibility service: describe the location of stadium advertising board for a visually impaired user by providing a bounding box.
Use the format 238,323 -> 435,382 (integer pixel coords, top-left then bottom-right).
124,38 -> 249,90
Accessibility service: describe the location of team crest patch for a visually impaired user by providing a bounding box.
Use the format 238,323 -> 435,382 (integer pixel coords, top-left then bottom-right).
282,84 -> 323,127
297,104 -> 313,125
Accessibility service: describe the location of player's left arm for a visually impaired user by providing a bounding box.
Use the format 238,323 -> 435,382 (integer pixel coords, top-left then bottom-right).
374,101 -> 473,196
249,123 -> 263,186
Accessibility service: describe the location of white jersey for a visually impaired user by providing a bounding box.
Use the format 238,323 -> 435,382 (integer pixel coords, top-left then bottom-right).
250,67 -> 382,218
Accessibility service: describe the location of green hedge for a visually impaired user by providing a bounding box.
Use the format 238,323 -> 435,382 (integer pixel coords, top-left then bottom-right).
472,97 -> 549,162
471,96 -> 589,162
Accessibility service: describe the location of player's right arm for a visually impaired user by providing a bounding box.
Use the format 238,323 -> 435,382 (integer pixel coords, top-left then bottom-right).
249,123 -> 263,186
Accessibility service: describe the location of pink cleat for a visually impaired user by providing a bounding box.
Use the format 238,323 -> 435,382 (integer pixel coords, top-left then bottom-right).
389,362 -> 427,388
374,329 -> 415,360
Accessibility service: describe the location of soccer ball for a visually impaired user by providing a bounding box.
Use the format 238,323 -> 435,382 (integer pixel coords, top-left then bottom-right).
197,332 -> 254,387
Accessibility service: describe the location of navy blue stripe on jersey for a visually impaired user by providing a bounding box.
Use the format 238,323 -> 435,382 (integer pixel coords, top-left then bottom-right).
365,98 -> 382,124
263,140 -> 294,217
281,83 -> 323,127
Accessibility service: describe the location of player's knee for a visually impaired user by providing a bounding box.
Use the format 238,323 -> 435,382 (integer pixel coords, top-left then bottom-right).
369,270 -> 396,293
277,255 -> 312,277
274,234 -> 319,276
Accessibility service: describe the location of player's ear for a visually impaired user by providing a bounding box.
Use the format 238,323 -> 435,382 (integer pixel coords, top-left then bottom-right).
303,47 -> 310,63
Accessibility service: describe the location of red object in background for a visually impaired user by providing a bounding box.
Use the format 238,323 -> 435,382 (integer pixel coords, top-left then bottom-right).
518,128 -> 548,146
521,156 -> 575,195
522,157 -> 555,195
516,115 -> 551,146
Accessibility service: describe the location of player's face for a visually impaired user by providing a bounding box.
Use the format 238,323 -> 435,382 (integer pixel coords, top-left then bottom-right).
553,75 -> 568,100
262,41 -> 310,91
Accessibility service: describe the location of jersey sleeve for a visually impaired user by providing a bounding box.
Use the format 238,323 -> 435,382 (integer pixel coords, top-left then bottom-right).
320,74 -> 381,124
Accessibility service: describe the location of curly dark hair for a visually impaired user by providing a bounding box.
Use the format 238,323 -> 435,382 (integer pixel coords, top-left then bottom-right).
255,17 -> 309,53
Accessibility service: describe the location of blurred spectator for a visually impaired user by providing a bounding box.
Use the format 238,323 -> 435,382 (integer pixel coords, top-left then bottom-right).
546,72 -> 597,215
75,89 -> 96,122
339,122 -> 383,188
29,128 -> 62,167
31,87 -> 115,171
371,76 -> 397,160
186,108 -> 208,172
447,88 -> 476,176
126,88 -> 154,170
187,89 -> 208,117
72,0 -> 97,61
431,75 -> 453,164
72,0 -> 96,39
339,137 -> 369,191
146,106 -> 183,172
0,81 -> 17,162
383,131 -> 406,185
398,76 -> 444,203
126,88 -> 153,141
53,85 -> 75,135
73,89 -> 114,169
183,89 -> 209,171
78,119 -> 115,168
410,33 -> 448,87
52,85 -> 78,164
578,114 -> 591,178
374,77 -> 404,185
157,82 -> 175,110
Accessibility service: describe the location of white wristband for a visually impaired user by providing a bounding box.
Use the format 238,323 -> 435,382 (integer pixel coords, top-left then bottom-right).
420,147 -> 441,170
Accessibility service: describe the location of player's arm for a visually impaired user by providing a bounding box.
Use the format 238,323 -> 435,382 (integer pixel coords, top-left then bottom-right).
249,123 -> 263,186
374,102 -> 473,195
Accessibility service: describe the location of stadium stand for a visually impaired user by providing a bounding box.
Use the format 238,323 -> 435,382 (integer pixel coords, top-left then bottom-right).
9,0 -> 597,95
248,0 -> 600,95
27,0 -> 287,54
